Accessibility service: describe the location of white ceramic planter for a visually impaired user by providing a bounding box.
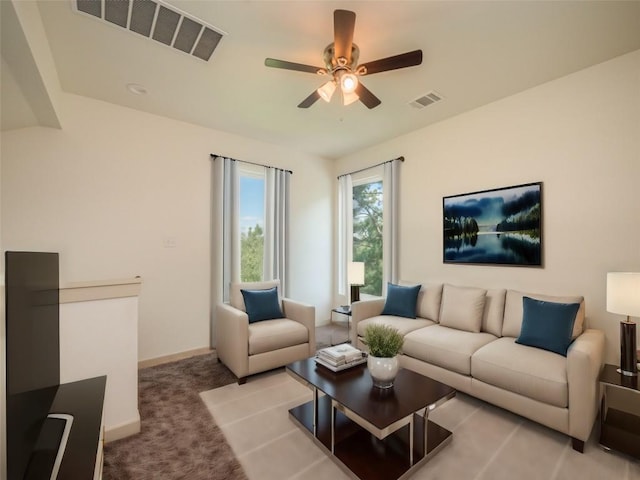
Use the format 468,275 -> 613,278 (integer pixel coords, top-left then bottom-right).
367,355 -> 399,389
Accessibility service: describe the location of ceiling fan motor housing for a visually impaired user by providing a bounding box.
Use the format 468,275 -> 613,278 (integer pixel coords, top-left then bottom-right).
323,43 -> 360,72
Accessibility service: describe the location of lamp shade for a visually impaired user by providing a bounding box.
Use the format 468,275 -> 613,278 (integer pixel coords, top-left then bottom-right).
348,262 -> 365,286
342,90 -> 359,106
317,81 -> 336,102
607,272 -> 640,317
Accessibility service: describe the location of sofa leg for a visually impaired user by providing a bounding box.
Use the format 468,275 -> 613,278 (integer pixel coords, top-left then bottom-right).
571,437 -> 584,453
237,377 -> 247,385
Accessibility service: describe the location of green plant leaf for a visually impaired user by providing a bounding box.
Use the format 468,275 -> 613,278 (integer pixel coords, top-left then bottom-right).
363,324 -> 403,358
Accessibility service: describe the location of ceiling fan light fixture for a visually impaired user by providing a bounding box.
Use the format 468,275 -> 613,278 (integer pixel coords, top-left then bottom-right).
265,9 -> 422,110
317,81 -> 337,102
342,90 -> 359,106
339,71 -> 358,94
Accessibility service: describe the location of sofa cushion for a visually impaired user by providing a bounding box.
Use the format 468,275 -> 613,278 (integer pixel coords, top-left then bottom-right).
415,283 -> 444,322
482,289 -> 506,337
230,280 -> 281,312
502,290 -> 584,339
472,337 -> 568,408
381,283 -> 421,318
357,316 -> 434,339
248,318 -> 308,355
403,325 -> 497,375
398,280 -> 442,322
241,287 -> 285,323
439,284 -> 487,333
516,297 -> 580,356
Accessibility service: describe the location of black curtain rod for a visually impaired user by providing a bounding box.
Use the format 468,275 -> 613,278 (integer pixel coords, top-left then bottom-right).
210,153 -> 293,175
337,156 -> 404,179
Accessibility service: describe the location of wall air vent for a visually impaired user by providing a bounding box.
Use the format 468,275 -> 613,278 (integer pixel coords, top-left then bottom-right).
74,0 -> 225,61
409,91 -> 443,109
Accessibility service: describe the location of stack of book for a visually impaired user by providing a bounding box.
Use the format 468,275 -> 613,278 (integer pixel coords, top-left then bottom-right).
316,344 -> 366,372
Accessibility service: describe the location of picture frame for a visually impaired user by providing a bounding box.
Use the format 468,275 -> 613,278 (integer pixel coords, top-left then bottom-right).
443,182 -> 542,266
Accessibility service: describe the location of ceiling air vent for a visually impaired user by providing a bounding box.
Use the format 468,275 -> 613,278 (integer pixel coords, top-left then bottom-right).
74,0 -> 225,61
409,91 -> 443,109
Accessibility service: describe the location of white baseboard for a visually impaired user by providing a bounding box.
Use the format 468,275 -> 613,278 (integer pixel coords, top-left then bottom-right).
105,413 -> 141,443
138,347 -> 214,369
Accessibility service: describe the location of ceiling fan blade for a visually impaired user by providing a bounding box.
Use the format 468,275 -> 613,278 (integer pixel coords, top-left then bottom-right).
265,58 -> 322,74
298,90 -> 321,108
334,9 -> 356,63
355,83 -> 381,109
359,50 -> 423,75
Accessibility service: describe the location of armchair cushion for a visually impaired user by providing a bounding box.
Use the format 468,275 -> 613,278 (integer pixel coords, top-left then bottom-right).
230,279 -> 281,312
241,287 -> 284,323
249,319 -> 309,355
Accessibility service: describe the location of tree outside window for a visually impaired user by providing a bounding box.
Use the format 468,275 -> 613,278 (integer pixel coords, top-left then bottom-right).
353,180 -> 383,296
239,173 -> 265,282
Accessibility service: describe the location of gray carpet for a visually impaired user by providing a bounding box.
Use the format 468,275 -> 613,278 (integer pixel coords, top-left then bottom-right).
103,353 -> 247,480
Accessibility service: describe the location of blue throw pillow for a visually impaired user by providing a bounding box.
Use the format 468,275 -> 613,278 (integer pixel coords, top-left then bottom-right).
516,297 -> 580,356
241,287 -> 284,324
381,283 -> 421,319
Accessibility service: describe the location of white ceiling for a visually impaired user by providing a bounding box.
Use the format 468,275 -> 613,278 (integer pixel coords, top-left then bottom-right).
3,1 -> 640,159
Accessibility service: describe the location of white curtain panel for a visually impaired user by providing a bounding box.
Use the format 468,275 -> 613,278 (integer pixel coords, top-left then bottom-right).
224,158 -> 241,299
211,156 -> 239,346
264,168 -> 291,296
338,174 -> 354,298
212,157 -> 240,305
211,157 -> 224,347
383,160 -> 400,286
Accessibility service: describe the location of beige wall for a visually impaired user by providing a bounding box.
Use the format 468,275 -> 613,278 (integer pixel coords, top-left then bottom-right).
336,50 -> 640,365
1,92 -> 334,361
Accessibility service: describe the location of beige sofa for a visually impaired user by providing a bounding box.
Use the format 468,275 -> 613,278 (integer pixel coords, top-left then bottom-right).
351,283 -> 605,452
216,280 -> 316,384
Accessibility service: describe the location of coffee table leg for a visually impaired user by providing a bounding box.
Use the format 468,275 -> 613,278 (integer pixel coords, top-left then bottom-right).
409,418 -> 414,466
331,400 -> 336,454
423,407 -> 429,456
313,387 -> 318,436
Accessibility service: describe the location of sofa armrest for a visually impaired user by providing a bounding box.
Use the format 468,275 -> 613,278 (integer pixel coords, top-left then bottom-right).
351,298 -> 386,344
216,303 -> 250,379
282,298 -> 316,355
567,328 -> 605,441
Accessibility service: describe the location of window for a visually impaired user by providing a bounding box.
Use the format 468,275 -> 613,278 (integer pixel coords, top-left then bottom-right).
239,166 -> 265,282
352,171 -> 383,297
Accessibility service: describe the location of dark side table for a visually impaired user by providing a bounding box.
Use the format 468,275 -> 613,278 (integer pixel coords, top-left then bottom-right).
599,363 -> 640,459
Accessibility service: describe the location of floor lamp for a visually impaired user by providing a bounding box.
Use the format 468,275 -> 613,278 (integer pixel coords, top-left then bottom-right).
607,272 -> 640,376
348,262 -> 365,303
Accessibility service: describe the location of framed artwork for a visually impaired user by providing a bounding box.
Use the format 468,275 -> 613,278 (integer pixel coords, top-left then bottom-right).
443,182 -> 542,266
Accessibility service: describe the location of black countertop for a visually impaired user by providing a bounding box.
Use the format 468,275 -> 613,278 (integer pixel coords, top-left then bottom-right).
49,376 -> 107,479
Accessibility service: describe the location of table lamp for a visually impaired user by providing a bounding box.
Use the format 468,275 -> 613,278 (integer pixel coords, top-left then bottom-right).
607,272 -> 640,376
348,262 -> 365,303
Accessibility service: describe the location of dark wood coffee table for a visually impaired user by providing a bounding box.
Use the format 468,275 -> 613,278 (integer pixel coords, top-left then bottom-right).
286,358 -> 456,480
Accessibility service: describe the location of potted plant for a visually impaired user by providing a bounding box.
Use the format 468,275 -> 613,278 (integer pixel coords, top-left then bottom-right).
364,324 -> 404,389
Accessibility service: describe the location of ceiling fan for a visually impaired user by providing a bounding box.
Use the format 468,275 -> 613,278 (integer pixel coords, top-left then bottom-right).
264,9 -> 423,109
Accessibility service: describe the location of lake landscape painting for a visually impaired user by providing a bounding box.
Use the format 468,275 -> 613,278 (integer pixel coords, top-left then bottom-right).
443,182 -> 542,266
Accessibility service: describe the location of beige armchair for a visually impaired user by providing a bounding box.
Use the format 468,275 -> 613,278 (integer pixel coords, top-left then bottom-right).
216,280 -> 316,384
